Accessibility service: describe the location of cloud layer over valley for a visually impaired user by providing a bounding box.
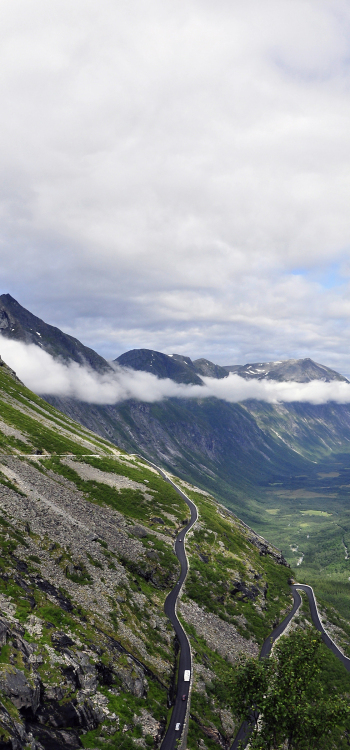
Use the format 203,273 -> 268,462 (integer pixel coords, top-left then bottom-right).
3,339 -> 350,407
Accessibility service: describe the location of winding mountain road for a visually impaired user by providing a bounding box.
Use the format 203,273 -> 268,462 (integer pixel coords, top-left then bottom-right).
231,582 -> 350,749
292,583 -> 350,671
131,455 -> 198,750
13,453 -> 350,746
132,455 -> 350,749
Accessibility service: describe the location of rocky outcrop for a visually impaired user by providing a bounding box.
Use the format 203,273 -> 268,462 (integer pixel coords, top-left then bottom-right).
230,580 -> 260,602
0,354 -> 21,383
0,666 -> 40,713
190,715 -> 229,749
0,610 -> 156,749
116,659 -> 147,698
247,535 -> 288,566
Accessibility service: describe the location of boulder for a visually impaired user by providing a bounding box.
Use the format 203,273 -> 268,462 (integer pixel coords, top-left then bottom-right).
0,667 -> 40,713
132,525 -> 149,538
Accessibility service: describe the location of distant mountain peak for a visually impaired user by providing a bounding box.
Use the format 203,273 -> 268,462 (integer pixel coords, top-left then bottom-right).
115,348 -> 204,385
223,357 -> 348,383
192,358 -> 228,379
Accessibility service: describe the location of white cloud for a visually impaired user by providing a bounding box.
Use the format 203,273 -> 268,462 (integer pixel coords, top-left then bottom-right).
0,2 -> 350,368
2,338 -> 350,406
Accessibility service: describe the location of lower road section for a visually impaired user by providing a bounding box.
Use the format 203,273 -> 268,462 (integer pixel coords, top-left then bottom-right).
231,582 -> 350,749
131,455 -> 198,750
132,455 -> 350,750
230,585 -> 302,750
292,583 -> 350,672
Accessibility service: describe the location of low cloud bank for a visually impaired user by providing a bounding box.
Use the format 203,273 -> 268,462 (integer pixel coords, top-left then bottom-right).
2,338 -> 350,406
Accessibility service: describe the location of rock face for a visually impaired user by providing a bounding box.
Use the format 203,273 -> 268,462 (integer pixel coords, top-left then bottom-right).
0,666 -> 40,712
0,612 -> 152,749
247,533 -> 288,567
230,580 -> 260,602
0,293 -> 110,372
0,615 -> 103,748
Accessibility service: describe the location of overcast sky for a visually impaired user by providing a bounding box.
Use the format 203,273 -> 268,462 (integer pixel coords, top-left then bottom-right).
1,1 -> 350,372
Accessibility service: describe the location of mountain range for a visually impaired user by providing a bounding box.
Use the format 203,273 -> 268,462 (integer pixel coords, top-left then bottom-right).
0,295 -> 350,746
0,297 -> 339,507
0,338 -> 307,750
1,295 -> 350,592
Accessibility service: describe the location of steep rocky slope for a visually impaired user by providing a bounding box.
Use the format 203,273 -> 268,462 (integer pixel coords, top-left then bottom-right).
0,358 -> 296,750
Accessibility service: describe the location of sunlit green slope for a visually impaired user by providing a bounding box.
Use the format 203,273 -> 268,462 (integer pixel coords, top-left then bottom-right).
0,358 -> 296,750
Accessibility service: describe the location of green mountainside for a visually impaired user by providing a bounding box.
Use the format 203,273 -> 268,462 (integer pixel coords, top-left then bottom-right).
1,298 -> 350,688
0,357 -> 305,750
44,394 -> 350,600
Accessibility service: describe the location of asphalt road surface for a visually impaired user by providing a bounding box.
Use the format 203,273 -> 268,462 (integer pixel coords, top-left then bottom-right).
131,455 -> 198,750
292,583 -> 350,671
230,585 -> 302,750
231,582 -> 350,749
131,455 -> 350,749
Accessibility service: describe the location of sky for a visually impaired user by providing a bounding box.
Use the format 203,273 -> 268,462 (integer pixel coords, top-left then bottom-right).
1,1 -> 350,373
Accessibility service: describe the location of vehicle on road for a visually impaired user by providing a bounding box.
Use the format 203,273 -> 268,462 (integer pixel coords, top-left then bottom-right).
134,456 -> 198,750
